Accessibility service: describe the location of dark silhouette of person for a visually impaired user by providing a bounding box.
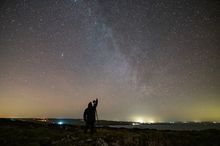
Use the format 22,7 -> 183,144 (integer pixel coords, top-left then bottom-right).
83,98 -> 98,134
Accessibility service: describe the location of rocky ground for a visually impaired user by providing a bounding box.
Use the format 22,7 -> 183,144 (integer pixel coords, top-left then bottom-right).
0,119 -> 220,146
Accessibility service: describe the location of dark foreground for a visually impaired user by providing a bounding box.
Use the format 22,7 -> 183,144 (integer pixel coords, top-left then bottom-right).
0,119 -> 220,146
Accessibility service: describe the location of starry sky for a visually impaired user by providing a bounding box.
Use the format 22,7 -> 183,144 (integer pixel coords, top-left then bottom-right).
0,0 -> 220,122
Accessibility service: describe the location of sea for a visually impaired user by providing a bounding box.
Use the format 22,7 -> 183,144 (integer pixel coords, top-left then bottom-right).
108,123 -> 220,131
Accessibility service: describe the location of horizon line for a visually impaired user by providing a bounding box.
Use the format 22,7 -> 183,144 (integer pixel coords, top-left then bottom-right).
0,117 -> 220,123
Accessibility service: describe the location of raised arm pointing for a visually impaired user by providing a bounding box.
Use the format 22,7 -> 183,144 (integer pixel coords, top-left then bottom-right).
93,98 -> 98,108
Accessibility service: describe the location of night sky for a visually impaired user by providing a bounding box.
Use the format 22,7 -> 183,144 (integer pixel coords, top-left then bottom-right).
0,0 -> 219,122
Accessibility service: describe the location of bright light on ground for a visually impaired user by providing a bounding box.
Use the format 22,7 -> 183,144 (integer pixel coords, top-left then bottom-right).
134,117 -> 145,123
132,122 -> 140,126
147,120 -> 155,124
58,121 -> 63,125
133,116 -> 156,124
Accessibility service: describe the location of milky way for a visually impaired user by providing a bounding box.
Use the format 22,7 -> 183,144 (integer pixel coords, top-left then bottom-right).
0,0 -> 219,122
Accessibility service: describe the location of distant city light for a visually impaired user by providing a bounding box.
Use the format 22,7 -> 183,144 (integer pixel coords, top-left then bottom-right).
38,118 -> 47,122
133,116 -> 157,124
57,121 -> 63,125
132,122 -> 140,126
193,120 -> 201,123
147,120 -> 155,124
135,118 -> 145,124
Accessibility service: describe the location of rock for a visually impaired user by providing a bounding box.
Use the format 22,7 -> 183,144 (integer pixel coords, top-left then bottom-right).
71,136 -> 78,141
51,140 -> 59,145
40,138 -> 52,146
112,142 -> 121,146
96,138 -> 108,146
86,138 -> 92,142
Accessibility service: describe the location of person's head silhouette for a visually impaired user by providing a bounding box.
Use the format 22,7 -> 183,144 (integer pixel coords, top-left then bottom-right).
88,102 -> 92,108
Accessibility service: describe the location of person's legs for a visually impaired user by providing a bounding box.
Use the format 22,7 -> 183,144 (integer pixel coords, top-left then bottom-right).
90,122 -> 95,135
93,122 -> 96,133
85,122 -> 96,135
84,122 -> 89,133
